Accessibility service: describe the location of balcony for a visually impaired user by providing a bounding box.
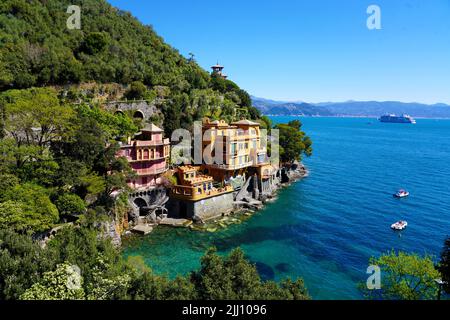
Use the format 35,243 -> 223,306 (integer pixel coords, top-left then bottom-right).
206,161 -> 254,171
134,165 -> 169,176
135,138 -> 170,147
129,154 -> 169,162
202,132 -> 254,142
171,185 -> 233,201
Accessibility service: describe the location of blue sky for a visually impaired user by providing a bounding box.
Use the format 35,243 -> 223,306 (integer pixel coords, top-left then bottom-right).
107,0 -> 450,104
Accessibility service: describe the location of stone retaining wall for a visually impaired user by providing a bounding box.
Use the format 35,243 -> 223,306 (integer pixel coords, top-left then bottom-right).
103,100 -> 159,121
167,192 -> 234,223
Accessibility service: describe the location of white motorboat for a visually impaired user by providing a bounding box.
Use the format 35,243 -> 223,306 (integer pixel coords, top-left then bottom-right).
391,220 -> 408,231
394,189 -> 409,198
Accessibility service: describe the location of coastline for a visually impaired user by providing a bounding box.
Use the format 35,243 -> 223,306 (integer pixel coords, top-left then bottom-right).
121,163 -> 309,239
265,115 -> 450,120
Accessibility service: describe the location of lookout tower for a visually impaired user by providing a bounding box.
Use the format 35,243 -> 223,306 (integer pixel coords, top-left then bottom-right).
211,62 -> 228,79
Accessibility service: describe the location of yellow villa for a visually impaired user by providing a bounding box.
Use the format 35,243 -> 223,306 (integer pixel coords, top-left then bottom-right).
171,165 -> 233,202
167,119 -> 279,221
201,118 -> 273,184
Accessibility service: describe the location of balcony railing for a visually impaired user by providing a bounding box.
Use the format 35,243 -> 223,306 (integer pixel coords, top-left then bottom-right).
134,138 -> 170,147
129,154 -> 169,162
134,165 -> 169,176
171,185 -> 233,201
206,161 -> 254,170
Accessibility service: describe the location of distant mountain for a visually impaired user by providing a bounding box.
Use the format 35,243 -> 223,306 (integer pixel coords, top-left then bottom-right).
252,97 -> 450,118
318,101 -> 450,118
251,97 -> 333,116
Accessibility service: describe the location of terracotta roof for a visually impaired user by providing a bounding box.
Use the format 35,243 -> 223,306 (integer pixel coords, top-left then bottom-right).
139,123 -> 163,133
231,119 -> 260,126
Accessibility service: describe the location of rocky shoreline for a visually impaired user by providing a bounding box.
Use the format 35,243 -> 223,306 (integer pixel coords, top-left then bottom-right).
119,162 -> 309,240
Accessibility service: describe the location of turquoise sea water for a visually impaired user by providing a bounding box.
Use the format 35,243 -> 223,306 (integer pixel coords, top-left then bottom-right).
123,117 -> 450,299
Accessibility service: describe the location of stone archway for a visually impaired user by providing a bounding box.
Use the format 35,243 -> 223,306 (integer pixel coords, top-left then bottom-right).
128,187 -> 169,222
133,110 -> 145,119
133,197 -> 148,212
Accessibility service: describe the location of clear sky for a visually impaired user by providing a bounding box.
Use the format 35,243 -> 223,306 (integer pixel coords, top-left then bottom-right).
107,0 -> 450,104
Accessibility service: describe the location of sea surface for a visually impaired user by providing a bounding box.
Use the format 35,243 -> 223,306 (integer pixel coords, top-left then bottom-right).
123,117 -> 450,299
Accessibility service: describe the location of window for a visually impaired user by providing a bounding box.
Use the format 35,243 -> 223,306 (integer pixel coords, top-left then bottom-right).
258,154 -> 266,163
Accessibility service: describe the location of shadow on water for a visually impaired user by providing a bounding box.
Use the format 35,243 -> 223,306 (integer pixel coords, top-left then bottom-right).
275,262 -> 293,273
249,260 -> 275,281
211,224 -> 312,251
211,221 -> 368,286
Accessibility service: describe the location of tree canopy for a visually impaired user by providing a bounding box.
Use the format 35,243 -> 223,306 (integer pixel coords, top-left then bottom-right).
0,183 -> 59,233
190,247 -> 310,300
1,87 -> 76,147
363,251 -> 441,300
275,120 -> 312,164
7,223 -> 310,301
0,0 -> 207,89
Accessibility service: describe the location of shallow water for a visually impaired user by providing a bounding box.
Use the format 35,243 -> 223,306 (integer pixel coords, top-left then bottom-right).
123,117 -> 450,299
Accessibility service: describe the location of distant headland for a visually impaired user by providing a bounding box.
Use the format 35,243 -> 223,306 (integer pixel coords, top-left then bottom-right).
252,96 -> 450,118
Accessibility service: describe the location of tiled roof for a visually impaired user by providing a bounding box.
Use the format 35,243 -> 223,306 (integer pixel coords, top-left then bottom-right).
231,119 -> 260,126
139,123 -> 163,133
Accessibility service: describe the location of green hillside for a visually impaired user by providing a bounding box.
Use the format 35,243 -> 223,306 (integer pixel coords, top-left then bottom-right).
0,0 -> 259,129
1,0 -> 206,89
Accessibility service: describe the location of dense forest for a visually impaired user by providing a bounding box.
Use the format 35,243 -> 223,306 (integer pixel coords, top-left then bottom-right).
0,0 -> 263,134
1,0 -> 216,88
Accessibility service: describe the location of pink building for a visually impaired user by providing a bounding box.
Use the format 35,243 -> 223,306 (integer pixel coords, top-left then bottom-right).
118,123 -> 170,190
